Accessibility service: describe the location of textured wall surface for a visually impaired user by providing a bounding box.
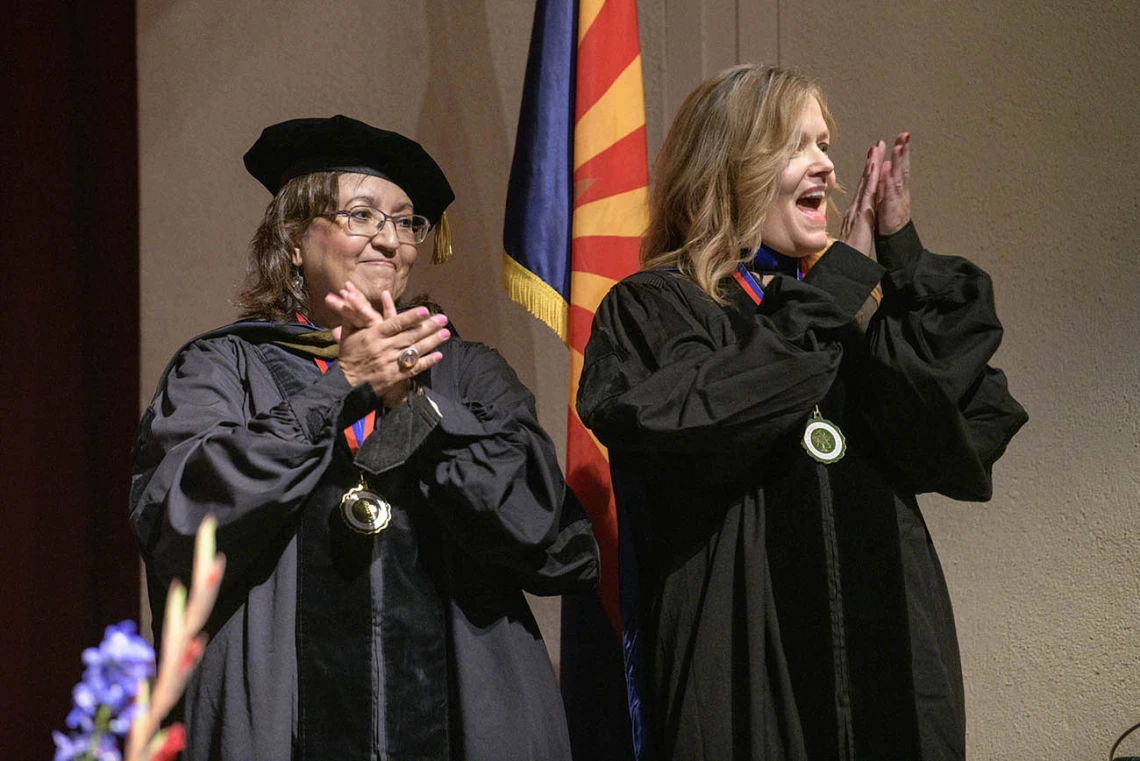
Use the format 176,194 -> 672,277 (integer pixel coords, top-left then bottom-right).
779,2 -> 1140,755
139,0 -> 1140,756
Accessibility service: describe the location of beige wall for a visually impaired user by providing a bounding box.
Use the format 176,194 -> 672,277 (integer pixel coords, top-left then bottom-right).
139,0 -> 1140,756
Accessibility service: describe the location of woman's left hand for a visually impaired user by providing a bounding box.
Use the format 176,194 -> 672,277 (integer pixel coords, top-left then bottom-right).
839,141 -> 884,256
326,282 -> 447,409
875,132 -> 911,236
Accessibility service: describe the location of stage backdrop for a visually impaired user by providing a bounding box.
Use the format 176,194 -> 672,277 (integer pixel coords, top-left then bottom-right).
136,0 -> 1140,758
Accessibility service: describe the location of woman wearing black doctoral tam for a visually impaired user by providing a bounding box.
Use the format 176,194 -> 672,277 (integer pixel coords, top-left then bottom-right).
576,65 -> 1027,760
131,115 -> 598,761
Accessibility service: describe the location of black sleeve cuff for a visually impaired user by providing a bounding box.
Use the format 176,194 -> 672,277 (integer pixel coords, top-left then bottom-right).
287,364 -> 373,443
874,220 -> 923,272
805,241 -> 885,318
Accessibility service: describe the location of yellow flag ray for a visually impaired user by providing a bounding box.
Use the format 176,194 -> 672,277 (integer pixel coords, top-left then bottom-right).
572,186 -> 649,238
577,0 -> 606,42
574,55 -> 647,170
569,270 -> 617,316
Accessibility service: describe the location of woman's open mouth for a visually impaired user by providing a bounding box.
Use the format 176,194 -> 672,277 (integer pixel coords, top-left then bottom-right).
796,188 -> 827,222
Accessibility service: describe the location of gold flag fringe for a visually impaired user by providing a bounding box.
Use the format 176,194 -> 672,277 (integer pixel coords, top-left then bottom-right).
501,251 -> 569,342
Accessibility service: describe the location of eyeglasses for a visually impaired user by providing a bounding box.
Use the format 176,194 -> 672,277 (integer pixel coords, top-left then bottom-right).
319,205 -> 431,244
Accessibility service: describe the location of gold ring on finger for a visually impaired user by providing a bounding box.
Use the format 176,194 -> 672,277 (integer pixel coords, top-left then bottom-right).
397,346 -> 419,371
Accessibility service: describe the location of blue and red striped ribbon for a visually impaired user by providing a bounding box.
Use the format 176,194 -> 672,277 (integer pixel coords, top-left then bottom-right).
297,313 -> 375,455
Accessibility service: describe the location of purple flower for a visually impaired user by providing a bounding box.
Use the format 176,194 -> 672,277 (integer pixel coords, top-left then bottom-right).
68,621 -> 155,736
56,620 -> 156,759
52,730 -> 89,761
65,683 -> 97,732
52,729 -> 121,761
83,621 -> 155,694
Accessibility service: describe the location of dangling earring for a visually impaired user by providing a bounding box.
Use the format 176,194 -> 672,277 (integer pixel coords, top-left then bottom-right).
291,266 -> 305,293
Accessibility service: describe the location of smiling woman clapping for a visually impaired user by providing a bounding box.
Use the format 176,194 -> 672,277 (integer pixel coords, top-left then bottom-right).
131,115 -> 597,761
576,64 -> 1027,761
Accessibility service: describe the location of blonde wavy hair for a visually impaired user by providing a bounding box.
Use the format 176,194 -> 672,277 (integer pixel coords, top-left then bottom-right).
641,64 -> 836,303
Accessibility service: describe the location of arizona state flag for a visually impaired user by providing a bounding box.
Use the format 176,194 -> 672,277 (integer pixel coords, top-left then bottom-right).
502,0 -> 648,757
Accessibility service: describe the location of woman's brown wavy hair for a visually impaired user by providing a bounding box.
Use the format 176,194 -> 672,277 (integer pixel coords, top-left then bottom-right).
236,171 -> 342,322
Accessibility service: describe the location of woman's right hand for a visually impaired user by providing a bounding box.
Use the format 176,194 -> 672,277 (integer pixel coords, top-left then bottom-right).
839,140 -> 885,257
325,282 -> 449,407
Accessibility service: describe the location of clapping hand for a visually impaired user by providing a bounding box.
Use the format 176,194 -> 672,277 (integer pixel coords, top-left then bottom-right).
325,282 -> 450,408
875,132 -> 910,236
840,133 -> 911,257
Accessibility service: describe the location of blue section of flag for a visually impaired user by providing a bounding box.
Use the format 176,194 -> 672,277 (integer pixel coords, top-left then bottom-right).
502,0 -> 576,300
505,1 -> 636,758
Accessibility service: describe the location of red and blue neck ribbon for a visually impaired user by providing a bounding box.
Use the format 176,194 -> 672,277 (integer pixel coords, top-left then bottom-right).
732,245 -> 808,306
296,312 -> 374,455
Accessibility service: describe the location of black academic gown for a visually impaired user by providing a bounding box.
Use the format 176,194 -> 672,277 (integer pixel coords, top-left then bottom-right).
131,320 -> 598,761
576,224 -> 1027,761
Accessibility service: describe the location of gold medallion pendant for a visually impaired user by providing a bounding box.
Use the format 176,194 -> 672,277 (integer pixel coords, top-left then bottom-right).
339,474 -> 392,534
801,406 -> 846,464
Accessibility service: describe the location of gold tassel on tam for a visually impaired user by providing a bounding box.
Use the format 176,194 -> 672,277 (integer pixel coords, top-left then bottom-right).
432,211 -> 453,264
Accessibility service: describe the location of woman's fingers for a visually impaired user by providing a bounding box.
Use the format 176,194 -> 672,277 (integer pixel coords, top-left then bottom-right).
342,282 -> 383,324
875,159 -> 891,209
325,282 -> 383,332
332,283 -> 446,339
338,313 -> 450,388
853,141 -> 880,208
376,307 -> 442,339
893,132 -> 910,195
329,281 -> 454,395
870,140 -> 886,195
380,290 -> 399,321
324,292 -> 368,331
399,350 -> 445,377
391,317 -> 452,369
875,132 -> 912,236
839,141 -> 883,257
409,319 -> 451,355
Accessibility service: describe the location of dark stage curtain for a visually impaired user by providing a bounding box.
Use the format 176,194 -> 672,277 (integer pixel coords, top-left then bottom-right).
0,0 -> 139,756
